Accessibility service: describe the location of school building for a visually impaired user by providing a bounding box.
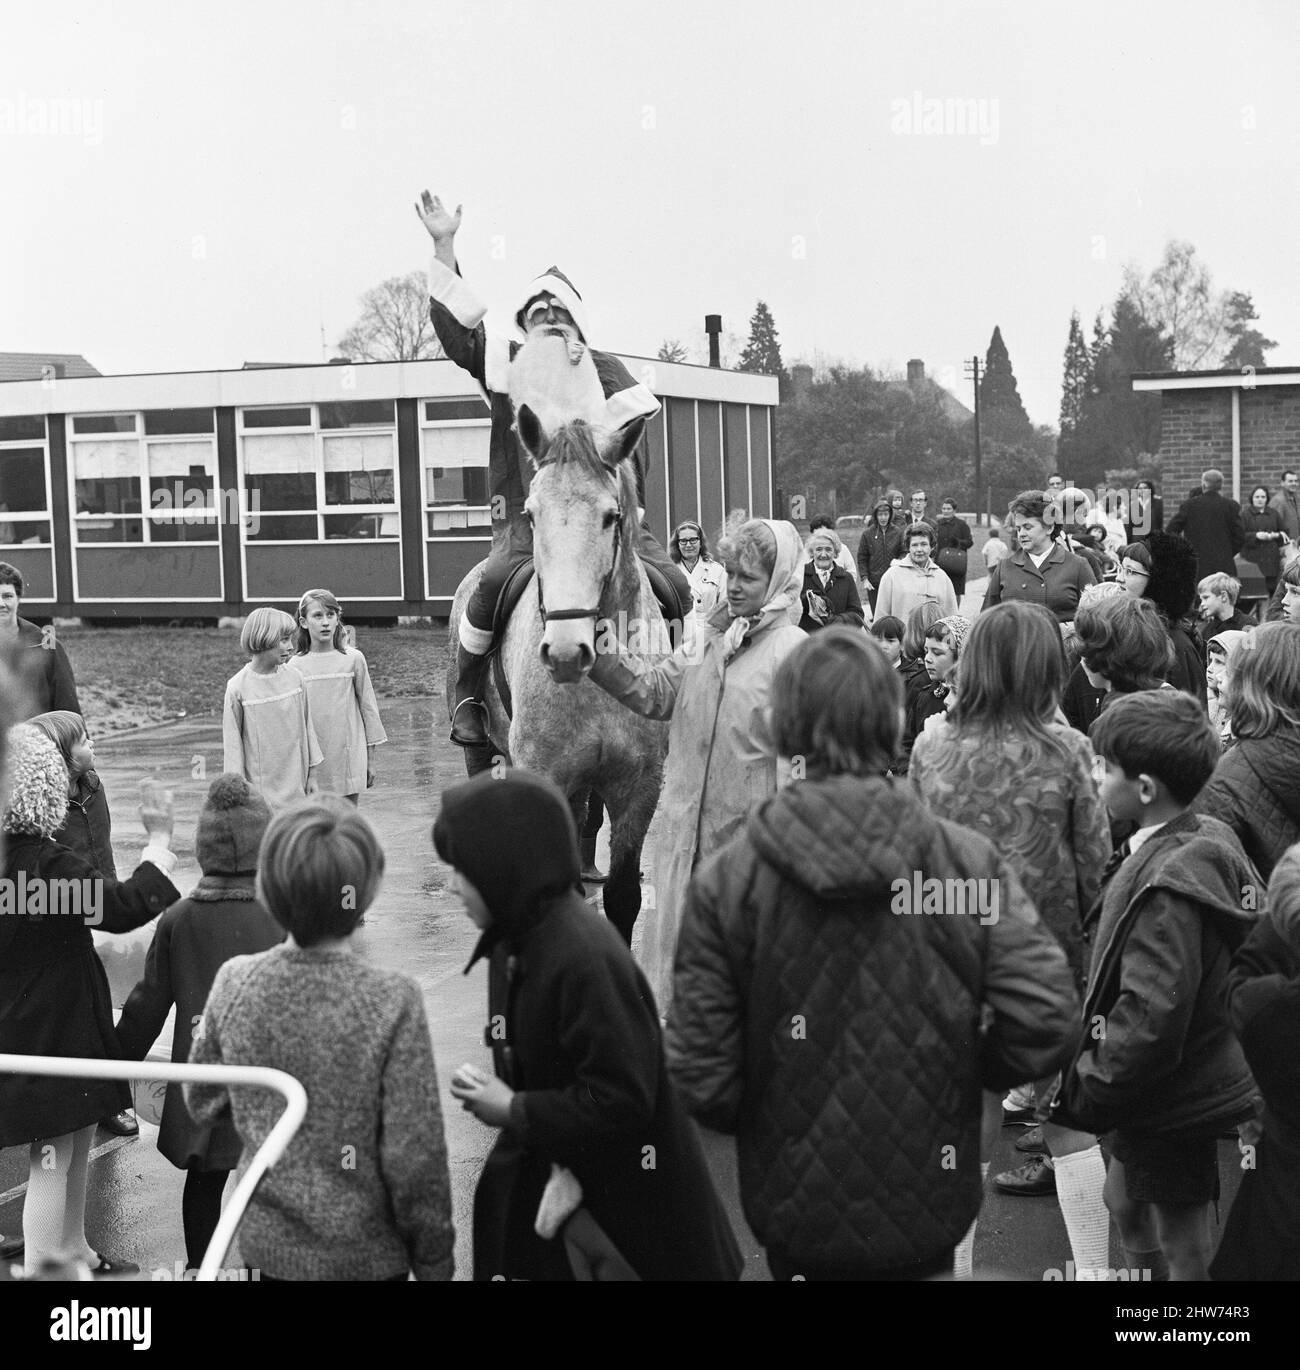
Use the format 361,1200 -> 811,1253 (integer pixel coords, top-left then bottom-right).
0,355 -> 777,620
1131,366 -> 1300,501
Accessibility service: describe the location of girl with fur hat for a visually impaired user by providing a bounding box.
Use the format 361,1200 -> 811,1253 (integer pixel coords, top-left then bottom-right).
115,774 -> 284,1272
436,768 -> 742,1281
587,517 -> 807,1013
0,725 -> 179,1277
896,614 -> 969,772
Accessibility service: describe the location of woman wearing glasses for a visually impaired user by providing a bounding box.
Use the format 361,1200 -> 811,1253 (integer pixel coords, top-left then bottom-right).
670,521 -> 728,630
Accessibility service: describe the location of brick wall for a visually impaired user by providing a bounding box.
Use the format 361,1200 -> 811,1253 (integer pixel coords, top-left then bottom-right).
1156,385 -> 1300,504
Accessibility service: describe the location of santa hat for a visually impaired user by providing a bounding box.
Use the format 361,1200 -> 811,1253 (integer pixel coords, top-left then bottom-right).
515,266 -> 591,343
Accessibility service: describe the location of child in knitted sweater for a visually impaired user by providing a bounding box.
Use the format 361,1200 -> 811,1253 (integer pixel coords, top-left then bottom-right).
186,800 -> 454,1280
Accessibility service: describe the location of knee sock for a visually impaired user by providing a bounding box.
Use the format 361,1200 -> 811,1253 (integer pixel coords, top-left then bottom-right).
1053,1145 -> 1111,1279
23,1133 -> 76,1275
183,1169 -> 231,1270
951,1162 -> 990,1279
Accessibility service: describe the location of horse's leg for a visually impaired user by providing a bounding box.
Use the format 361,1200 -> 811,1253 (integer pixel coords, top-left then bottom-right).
602,774 -> 657,946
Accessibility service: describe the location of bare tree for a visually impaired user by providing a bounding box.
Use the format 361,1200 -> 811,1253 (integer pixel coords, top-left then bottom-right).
337,271 -> 444,361
657,340 -> 689,363
1125,241 -> 1229,371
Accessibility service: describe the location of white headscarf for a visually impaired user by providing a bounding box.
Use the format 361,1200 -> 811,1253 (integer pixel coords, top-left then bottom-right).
714,519 -> 805,660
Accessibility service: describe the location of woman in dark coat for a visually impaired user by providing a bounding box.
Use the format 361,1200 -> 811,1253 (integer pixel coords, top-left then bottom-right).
435,768 -> 742,1282
982,490 -> 1097,623
856,500 -> 905,614
800,530 -> 864,632
0,725 -> 178,1276
1242,485 -> 1286,598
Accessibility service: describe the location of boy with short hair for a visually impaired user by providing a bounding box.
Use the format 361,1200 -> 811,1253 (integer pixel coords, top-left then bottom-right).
1056,691 -> 1259,1280
1196,572 -> 1248,645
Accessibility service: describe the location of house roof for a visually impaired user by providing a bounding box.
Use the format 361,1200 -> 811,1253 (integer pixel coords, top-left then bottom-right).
886,376 -> 973,423
0,352 -> 101,382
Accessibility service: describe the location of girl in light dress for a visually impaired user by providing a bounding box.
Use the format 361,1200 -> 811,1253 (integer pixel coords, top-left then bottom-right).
293,589 -> 387,804
222,607 -> 322,810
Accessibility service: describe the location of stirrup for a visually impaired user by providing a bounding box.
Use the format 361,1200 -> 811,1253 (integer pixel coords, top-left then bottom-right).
449,698 -> 489,747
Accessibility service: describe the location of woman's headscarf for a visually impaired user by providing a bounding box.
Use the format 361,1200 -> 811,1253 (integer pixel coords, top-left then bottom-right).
714,519 -> 805,660
2,724 -> 69,838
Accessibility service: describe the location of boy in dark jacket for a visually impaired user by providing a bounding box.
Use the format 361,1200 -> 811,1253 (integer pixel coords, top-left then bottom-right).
1057,690 -> 1259,1281
668,628 -> 1079,1280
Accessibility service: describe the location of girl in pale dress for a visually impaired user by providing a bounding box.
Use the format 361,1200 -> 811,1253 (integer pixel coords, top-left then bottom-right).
293,588 -> 387,804
222,607 -> 322,810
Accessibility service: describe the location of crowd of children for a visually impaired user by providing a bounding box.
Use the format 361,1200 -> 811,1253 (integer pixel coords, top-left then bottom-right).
2,497 -> 1300,1285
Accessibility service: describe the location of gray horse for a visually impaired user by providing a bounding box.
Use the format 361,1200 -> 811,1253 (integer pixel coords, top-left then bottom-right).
447,406 -> 668,943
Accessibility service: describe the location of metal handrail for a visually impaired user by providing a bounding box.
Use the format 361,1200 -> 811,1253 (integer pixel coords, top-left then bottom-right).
0,1053 -> 306,1281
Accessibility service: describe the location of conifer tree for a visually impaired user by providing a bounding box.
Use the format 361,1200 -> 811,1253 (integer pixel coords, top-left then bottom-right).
978,326 -> 1032,445
1057,311 -> 1091,468
738,301 -> 785,378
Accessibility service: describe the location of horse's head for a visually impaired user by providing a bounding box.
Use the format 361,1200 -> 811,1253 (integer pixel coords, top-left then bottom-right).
517,404 -> 642,683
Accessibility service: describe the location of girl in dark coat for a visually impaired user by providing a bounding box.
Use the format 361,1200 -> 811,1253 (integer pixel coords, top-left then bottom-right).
856,500 -> 905,614
0,725 -> 178,1276
435,768 -> 742,1282
114,774 -> 284,1270
29,710 -> 117,879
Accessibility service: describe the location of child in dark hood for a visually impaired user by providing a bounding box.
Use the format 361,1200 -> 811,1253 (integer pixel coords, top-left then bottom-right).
435,769 -> 741,1282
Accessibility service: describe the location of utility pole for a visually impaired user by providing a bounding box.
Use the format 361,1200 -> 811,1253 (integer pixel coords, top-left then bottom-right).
963,356 -> 982,526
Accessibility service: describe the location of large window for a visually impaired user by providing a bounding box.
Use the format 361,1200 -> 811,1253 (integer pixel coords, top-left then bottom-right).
240,402 -> 398,542
0,415 -> 51,546
420,401 -> 490,533
68,410 -> 219,543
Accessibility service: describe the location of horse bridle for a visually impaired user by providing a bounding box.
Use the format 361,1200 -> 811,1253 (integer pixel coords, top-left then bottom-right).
532,458 -> 624,625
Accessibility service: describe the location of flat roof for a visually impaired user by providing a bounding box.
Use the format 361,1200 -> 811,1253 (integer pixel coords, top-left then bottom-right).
0,355 -> 779,414
1132,365 -> 1300,393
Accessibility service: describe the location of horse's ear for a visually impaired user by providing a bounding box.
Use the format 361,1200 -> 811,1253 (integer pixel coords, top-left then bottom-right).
605,417 -> 645,470
516,405 -> 549,465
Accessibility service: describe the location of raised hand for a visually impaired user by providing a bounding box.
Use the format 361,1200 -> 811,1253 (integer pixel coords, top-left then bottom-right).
138,777 -> 175,844
414,189 -> 462,242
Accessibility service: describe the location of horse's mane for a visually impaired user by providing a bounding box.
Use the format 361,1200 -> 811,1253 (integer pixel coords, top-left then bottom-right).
542,421 -> 641,547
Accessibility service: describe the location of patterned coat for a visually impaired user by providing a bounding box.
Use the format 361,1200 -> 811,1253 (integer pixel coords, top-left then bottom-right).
911,720 -> 1110,981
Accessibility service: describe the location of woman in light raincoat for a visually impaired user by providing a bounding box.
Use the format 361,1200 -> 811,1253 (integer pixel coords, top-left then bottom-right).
589,518 -> 806,1013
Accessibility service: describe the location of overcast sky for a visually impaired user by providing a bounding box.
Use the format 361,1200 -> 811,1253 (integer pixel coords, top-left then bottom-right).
3,0 -> 1296,425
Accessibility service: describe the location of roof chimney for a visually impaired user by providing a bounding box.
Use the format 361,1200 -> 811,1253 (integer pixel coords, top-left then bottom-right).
705,314 -> 722,368
907,359 -> 925,386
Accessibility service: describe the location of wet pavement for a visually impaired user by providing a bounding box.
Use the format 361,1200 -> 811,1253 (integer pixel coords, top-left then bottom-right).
0,598 -> 1245,1280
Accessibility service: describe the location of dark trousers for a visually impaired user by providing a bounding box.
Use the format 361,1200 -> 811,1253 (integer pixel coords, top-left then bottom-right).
183,1166 -> 231,1269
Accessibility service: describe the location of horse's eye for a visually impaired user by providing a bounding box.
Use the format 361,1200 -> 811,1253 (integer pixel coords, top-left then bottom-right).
603,511 -> 618,529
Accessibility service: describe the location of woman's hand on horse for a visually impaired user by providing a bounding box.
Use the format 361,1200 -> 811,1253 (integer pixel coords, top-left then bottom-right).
415,190 -> 462,242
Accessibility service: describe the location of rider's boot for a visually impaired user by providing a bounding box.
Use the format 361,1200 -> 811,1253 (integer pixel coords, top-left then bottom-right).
449,644 -> 491,747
